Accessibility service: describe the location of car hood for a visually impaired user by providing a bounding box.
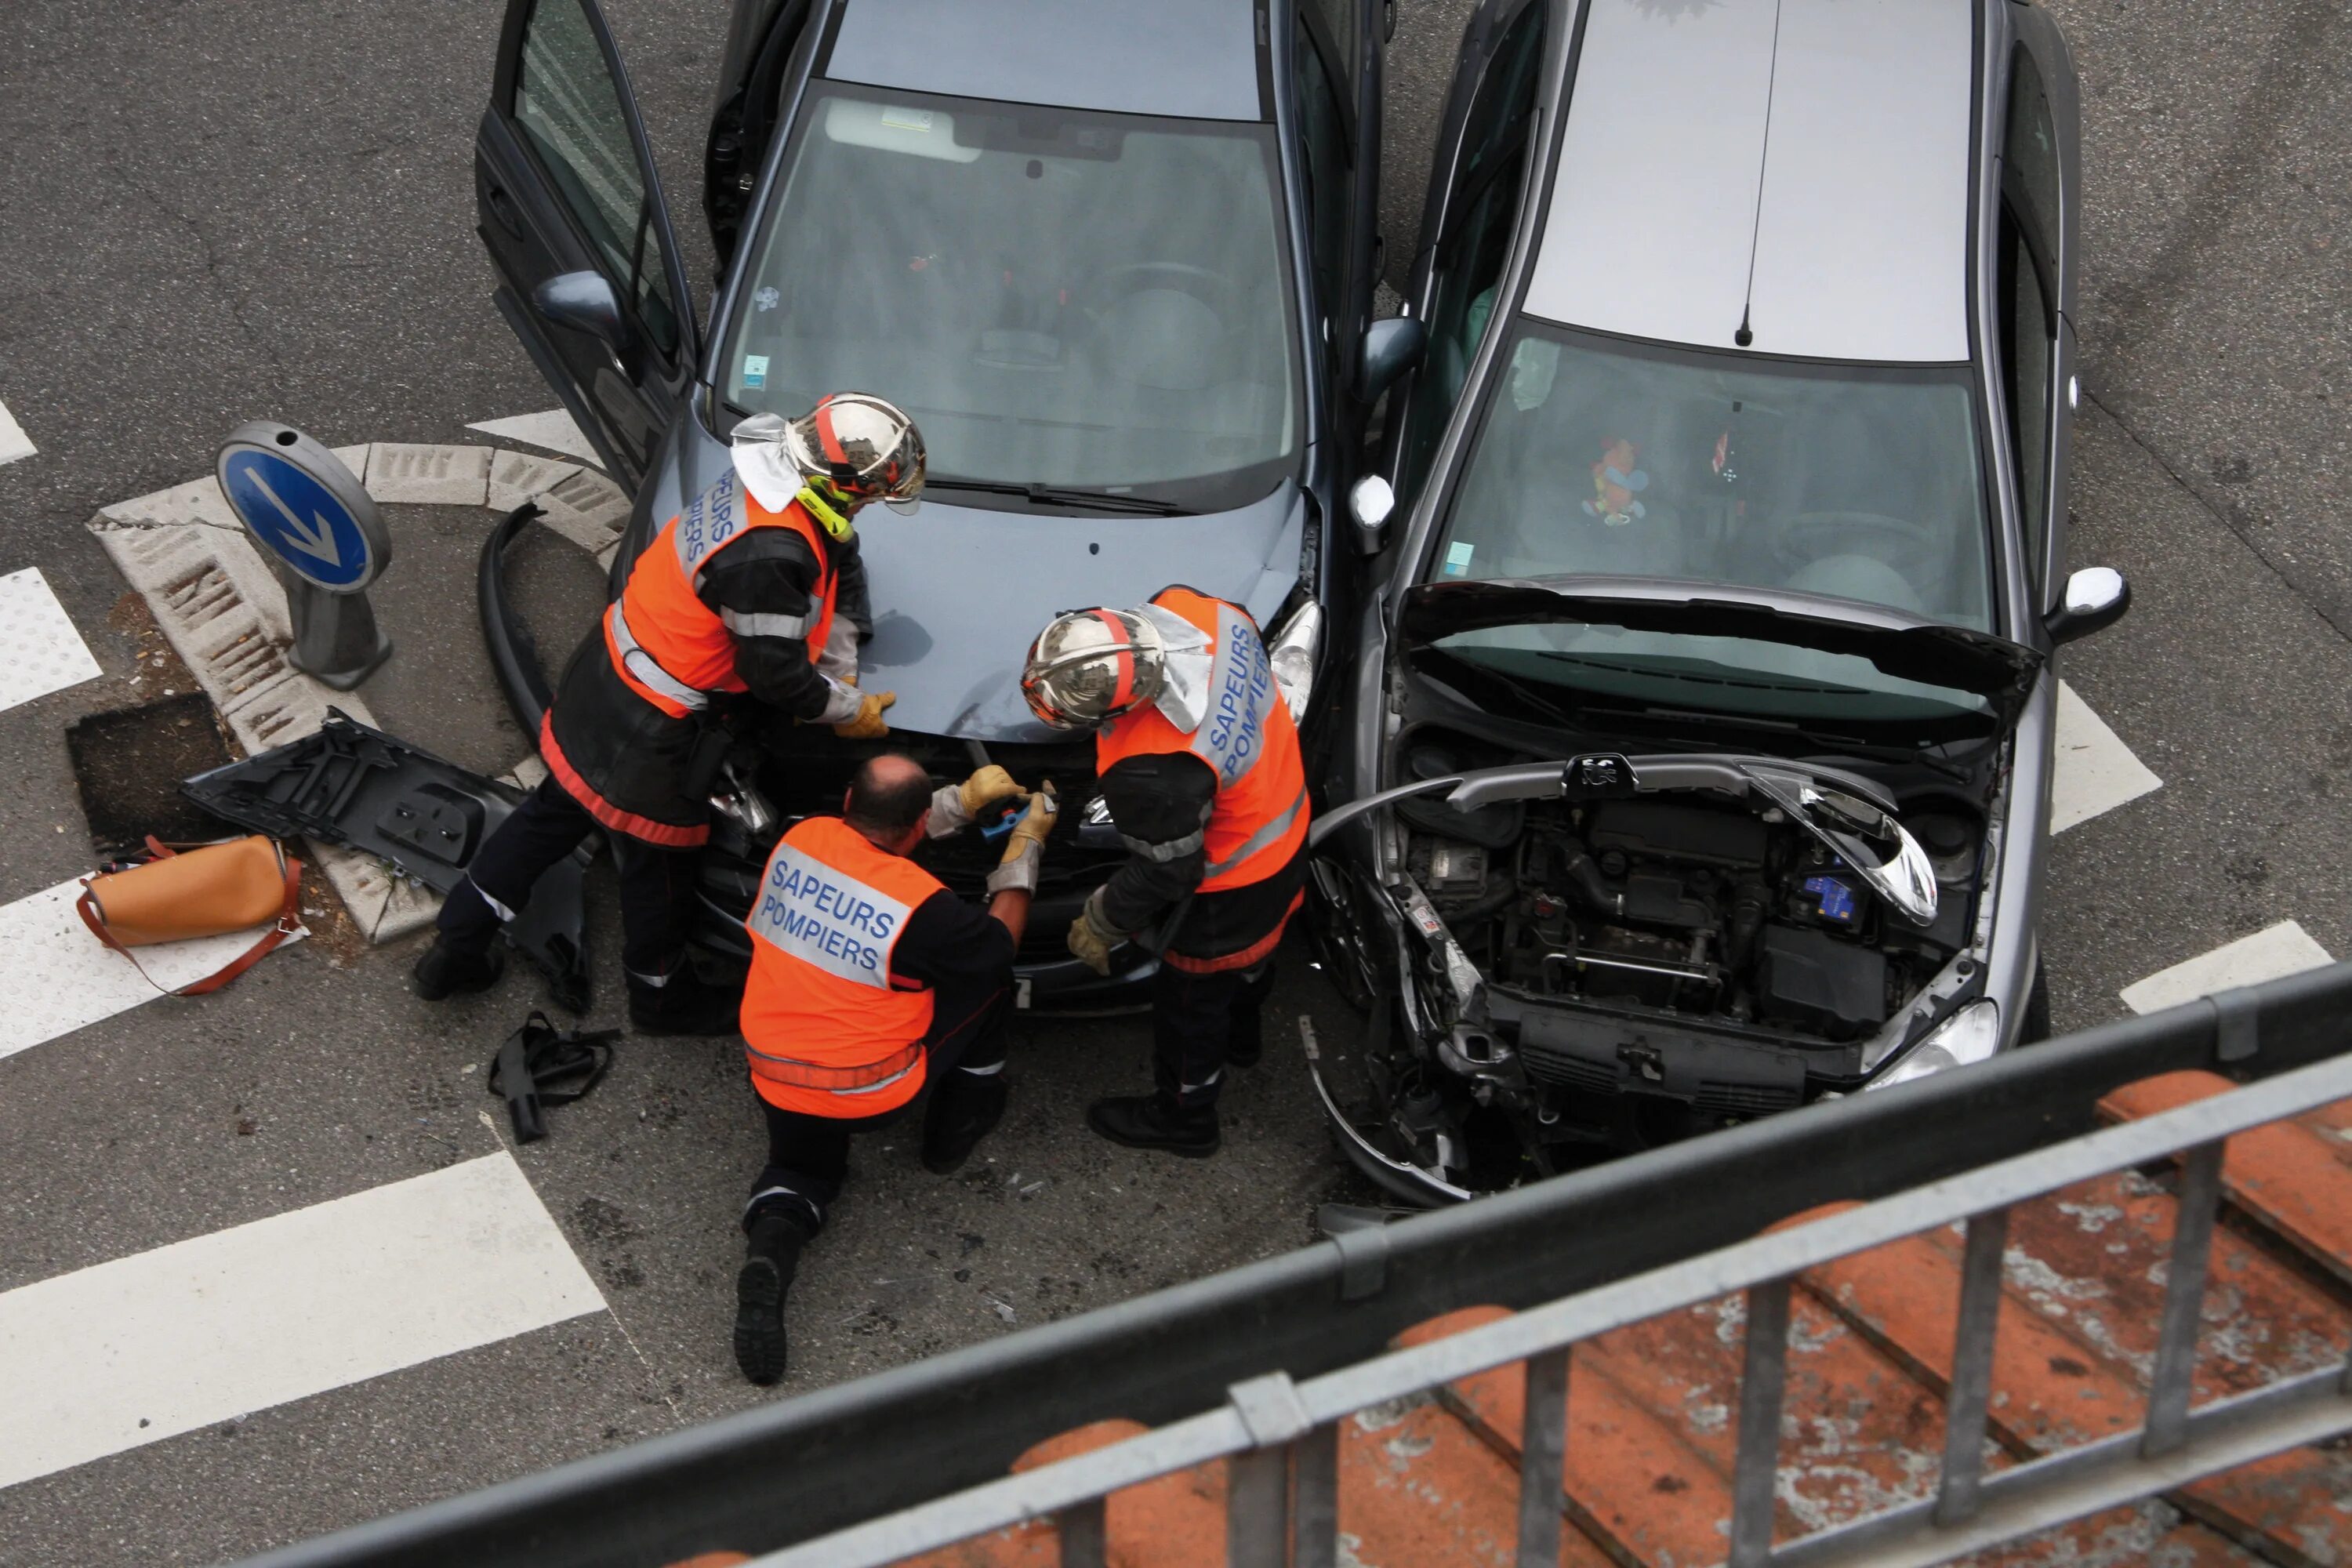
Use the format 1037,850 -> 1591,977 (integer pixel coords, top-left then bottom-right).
1399,575 -> 2043,728
652,421 -> 1306,742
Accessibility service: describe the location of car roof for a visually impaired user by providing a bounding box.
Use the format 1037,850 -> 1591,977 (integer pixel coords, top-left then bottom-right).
1521,0 -> 1976,363
826,0 -> 1265,122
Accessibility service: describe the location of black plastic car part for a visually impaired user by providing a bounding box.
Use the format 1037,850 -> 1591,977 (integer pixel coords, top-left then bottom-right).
181,709 -> 591,1011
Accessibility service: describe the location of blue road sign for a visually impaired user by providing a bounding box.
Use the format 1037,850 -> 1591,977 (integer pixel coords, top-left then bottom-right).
219,441 -> 383,591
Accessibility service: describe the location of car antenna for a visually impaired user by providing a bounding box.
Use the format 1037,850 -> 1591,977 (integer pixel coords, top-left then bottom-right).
1735,0 -> 1787,350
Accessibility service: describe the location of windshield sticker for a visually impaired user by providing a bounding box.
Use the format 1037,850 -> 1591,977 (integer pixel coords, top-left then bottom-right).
1443,541 -> 1475,578
880,106 -> 935,133
742,354 -> 769,390
753,285 -> 779,311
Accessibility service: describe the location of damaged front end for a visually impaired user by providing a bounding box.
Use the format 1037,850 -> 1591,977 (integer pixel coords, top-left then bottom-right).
1306,748 -> 2009,1205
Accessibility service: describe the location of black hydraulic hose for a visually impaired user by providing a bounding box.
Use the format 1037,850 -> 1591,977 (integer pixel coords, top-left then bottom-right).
478,503 -> 554,735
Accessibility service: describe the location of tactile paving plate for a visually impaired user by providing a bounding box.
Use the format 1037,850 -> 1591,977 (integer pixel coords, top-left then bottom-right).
0,567 -> 102,713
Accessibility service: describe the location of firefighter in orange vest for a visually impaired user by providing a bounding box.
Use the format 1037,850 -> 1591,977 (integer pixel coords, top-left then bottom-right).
1019,587 -> 1309,1157
731,753 -> 1055,1384
413,394 -> 923,1033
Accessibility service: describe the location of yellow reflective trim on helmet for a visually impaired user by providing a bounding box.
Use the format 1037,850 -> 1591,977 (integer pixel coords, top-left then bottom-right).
797,481 -> 854,539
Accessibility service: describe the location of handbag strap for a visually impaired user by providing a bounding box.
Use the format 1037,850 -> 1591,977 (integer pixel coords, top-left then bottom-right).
76,848 -> 303,997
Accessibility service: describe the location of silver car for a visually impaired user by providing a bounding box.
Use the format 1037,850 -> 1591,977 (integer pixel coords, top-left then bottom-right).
1308,0 -> 2130,1200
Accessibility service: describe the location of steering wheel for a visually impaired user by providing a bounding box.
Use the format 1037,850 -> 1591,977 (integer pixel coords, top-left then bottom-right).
1086,262 -> 1243,318
1773,511 -> 1942,579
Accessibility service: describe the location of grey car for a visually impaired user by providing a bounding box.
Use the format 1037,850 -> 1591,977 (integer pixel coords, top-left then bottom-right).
469,0 -> 1395,1001
1305,0 -> 2130,1200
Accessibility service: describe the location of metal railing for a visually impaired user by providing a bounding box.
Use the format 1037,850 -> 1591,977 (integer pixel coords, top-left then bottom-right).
242,963 -> 2352,1568
753,1044 -> 2352,1568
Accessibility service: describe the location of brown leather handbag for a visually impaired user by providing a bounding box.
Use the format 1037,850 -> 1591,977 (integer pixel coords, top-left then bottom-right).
77,836 -> 303,996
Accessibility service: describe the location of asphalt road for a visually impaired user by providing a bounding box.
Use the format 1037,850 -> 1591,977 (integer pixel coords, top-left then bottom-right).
0,0 -> 2346,1562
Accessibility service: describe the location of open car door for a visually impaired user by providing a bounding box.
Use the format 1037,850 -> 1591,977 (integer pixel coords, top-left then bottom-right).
475,0 -> 701,492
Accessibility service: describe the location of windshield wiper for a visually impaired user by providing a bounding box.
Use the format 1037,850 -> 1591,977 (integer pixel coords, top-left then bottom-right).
1413,646 -> 1586,731
924,477 -> 1188,516
1621,705 -> 1975,782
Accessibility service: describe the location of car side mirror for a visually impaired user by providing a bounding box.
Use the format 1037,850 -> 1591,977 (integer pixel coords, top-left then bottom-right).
1359,317 -> 1427,401
2045,565 -> 2129,644
1348,474 -> 1396,555
532,271 -> 629,351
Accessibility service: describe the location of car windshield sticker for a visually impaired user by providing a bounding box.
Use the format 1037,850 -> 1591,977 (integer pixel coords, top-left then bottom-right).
753,286 -> 779,311
880,106 -> 935,133
1443,541 -> 1475,578
742,354 -> 769,390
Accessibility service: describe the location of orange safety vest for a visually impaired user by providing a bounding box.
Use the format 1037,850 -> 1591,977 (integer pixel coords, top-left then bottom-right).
602,469 -> 839,720
1095,586 -> 1310,895
741,815 -> 943,1118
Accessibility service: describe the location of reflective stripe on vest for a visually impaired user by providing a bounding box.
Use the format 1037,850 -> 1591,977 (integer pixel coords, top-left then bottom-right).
1096,587 -> 1311,895
740,816 -> 942,1117
604,472 -> 837,719
606,600 -> 710,713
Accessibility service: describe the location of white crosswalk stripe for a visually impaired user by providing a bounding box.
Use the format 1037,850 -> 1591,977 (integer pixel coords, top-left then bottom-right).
0,879 -> 307,1064
2119,920 -> 2336,1014
2051,680 -> 2162,833
0,397 -> 32,466
466,408 -> 603,466
0,568 -> 100,713
0,1154 -> 604,1490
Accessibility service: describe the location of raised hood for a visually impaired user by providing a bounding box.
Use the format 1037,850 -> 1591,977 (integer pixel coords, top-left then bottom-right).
1399,576 -> 2044,727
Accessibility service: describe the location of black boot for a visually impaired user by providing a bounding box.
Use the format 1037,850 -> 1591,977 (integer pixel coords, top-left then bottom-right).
735,1209 -> 813,1385
627,965 -> 740,1036
413,933 -> 503,1000
1225,1014 -> 1265,1069
921,1073 -> 1009,1175
1086,1092 -> 1221,1158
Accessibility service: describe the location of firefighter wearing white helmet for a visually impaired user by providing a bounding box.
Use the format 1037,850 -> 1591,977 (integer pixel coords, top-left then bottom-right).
414,394 -> 964,1037
1022,586 -> 1312,1157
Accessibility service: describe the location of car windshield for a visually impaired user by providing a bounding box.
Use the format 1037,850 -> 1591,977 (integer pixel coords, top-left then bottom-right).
722,84 -> 1300,511
1422,322 -> 1996,725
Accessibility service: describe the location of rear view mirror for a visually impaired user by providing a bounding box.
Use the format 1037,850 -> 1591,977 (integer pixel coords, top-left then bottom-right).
1348,475 -> 1396,555
532,271 -> 629,351
1359,317 -> 1427,401
2046,565 -> 2129,644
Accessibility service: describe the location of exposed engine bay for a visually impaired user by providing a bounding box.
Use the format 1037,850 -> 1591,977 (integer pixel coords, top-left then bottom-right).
1308,739 -> 2000,1200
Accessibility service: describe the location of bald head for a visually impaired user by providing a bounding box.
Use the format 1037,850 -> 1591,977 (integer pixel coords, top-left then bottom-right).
843,753 -> 934,849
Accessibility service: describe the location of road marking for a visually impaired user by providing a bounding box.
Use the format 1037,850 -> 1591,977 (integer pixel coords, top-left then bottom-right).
468,408 -> 602,466
0,397 -> 31,465
2119,921 -> 2336,1014
0,567 -> 101,713
0,1154 -> 604,1490
2052,681 -> 2162,833
0,880 -> 307,1064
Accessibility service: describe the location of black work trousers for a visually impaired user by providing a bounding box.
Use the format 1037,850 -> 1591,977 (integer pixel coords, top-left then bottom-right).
745,995 -> 1009,1233
1154,959 -> 1274,1109
437,775 -> 701,982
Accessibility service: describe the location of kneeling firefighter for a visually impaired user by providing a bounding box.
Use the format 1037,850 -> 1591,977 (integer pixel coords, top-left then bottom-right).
1021,586 -> 1309,1157
414,394 -> 924,1033
732,753 -> 1054,1384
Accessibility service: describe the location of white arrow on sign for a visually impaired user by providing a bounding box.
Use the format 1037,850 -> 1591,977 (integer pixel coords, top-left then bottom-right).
245,468 -> 344,568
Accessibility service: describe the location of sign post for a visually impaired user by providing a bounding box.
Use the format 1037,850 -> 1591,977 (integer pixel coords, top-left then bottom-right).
216,422 -> 394,690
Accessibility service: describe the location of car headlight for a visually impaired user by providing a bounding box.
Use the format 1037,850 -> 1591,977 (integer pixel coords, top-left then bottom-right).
1269,600 -> 1323,724
1864,1000 -> 2002,1092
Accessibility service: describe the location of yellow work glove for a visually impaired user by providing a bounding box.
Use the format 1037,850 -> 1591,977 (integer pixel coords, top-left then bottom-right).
989,782 -> 1057,895
1067,888 -> 1121,976
959,764 -> 1028,819
831,689 -> 895,739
